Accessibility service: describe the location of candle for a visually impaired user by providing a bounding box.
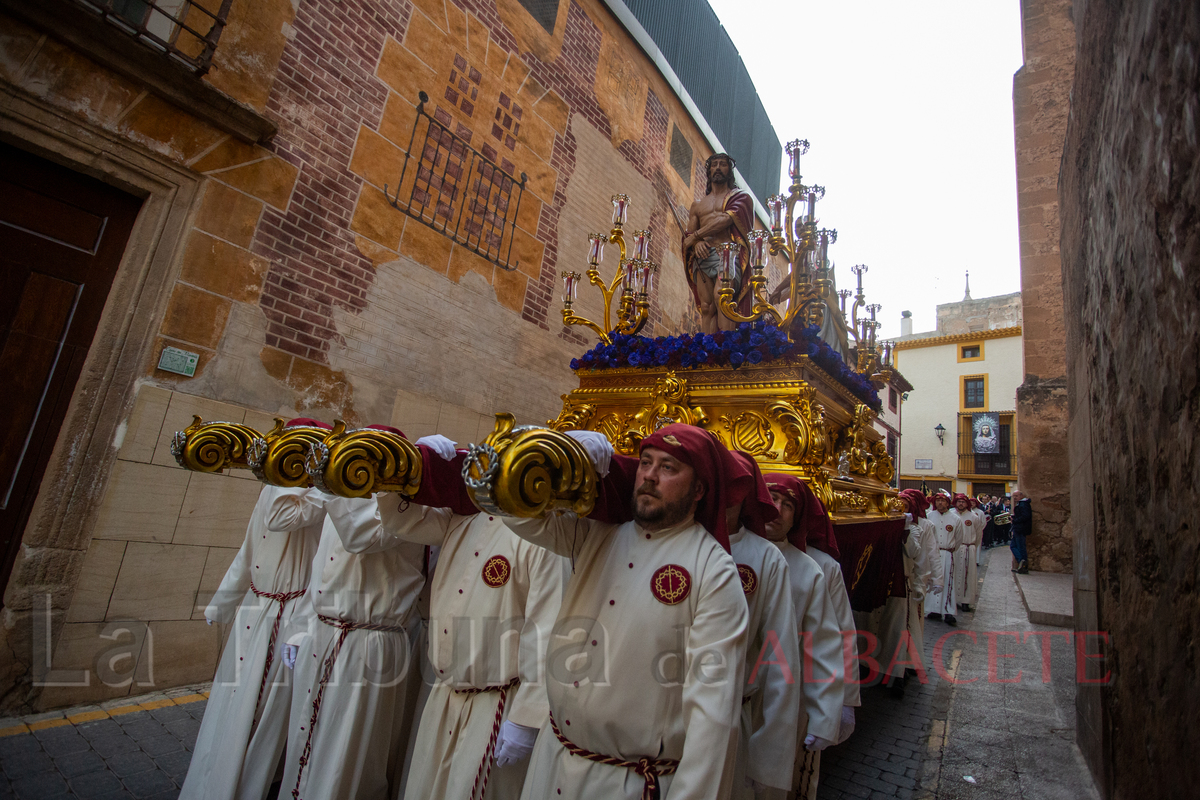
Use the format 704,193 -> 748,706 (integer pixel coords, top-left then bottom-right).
719,242 -> 741,281
611,194 -> 629,225
818,232 -> 829,272
632,229 -> 649,261
561,271 -> 579,303
785,139 -> 808,179
587,234 -> 604,266
767,195 -> 784,232
747,230 -> 769,269
806,191 -> 816,223
624,259 -> 637,290
639,261 -> 656,294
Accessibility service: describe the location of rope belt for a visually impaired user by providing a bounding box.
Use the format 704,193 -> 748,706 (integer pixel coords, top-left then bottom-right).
249,581 -> 306,719
453,677 -> 520,800
291,614 -> 407,800
549,712 -> 679,800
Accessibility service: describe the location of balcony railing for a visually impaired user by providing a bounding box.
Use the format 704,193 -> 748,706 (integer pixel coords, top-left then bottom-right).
72,0 -> 232,75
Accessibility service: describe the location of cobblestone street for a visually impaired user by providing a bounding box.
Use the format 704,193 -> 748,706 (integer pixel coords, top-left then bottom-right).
0,551 -> 1097,800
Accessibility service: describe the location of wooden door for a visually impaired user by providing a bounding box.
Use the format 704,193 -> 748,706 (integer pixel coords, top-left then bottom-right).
0,143 -> 142,600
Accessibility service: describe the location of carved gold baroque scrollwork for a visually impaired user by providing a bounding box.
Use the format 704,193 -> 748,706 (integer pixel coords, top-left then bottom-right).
548,396 -> 596,432
833,490 -> 869,513
842,403 -> 876,477
719,411 -> 777,459
171,417 -> 260,473
249,420 -> 333,487
464,413 -> 597,518
765,386 -> 829,477
871,440 -> 896,485
305,422 -> 423,498
637,371 -> 708,433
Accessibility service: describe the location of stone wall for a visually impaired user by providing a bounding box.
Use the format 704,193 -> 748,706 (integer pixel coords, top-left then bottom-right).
0,0 -> 751,710
1013,0 -> 1074,573
1060,1 -> 1200,796
934,291 -> 1023,334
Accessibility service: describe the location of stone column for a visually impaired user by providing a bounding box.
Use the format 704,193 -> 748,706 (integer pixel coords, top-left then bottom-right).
1012,0 -> 1075,573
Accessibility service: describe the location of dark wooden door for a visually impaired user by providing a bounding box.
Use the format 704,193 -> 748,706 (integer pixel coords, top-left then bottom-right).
0,143 -> 142,600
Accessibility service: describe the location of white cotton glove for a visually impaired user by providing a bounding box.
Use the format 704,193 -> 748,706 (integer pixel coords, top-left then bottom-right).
494,720 -> 538,767
565,430 -> 613,477
205,617 -> 215,626
804,733 -> 834,752
931,585 -> 943,596
416,434 -> 458,461
837,706 -> 856,744
282,644 -> 299,670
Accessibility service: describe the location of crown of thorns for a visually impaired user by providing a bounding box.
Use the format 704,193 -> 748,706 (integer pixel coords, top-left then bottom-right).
706,153 -> 736,168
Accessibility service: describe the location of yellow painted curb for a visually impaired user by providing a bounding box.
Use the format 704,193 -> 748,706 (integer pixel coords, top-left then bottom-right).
171,693 -> 207,706
0,724 -> 30,737
106,705 -> 143,717
65,710 -> 108,724
139,698 -> 174,711
27,718 -> 70,732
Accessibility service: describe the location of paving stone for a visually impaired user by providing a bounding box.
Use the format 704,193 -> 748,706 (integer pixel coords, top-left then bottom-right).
0,751 -> 55,780
76,719 -> 124,741
144,790 -> 181,800
0,736 -> 43,760
37,733 -> 90,759
68,769 -> 124,796
147,706 -> 191,724
48,749 -> 106,778
88,734 -> 140,759
161,719 -> 200,749
138,735 -> 183,758
117,720 -> 167,742
121,769 -> 176,799
9,771 -> 69,800
152,749 -> 192,781
105,750 -> 156,778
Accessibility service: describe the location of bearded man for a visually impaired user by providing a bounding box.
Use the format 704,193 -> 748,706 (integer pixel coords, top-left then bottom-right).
683,153 -> 754,333
502,424 -> 751,800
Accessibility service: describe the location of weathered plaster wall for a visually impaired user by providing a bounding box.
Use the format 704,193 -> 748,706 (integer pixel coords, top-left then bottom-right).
1060,1 -> 1200,795
1013,0 -> 1074,573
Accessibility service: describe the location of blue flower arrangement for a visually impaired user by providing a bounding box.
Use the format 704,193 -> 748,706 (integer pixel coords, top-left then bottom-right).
569,320 -> 882,410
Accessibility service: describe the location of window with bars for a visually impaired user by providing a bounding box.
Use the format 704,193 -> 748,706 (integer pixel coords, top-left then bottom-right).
72,0 -> 232,75
385,91 -> 527,270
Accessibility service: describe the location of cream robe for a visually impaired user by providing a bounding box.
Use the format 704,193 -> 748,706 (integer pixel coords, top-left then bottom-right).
503,514 -> 748,800
182,486 -> 325,800
955,509 -> 980,606
923,510 -> 964,618
362,501 -> 565,800
769,542 -> 844,800
281,496 -> 426,800
908,517 -> 939,669
728,529 -> 800,797
974,508 -> 989,566
802,548 -> 860,708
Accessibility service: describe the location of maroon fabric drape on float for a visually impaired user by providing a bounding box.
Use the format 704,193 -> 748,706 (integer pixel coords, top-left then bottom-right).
835,518 -> 908,612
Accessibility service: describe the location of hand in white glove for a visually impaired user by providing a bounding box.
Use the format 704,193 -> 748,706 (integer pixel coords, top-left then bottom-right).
205,617 -> 215,626
494,720 -> 539,767
931,585 -> 943,596
416,434 -> 458,461
565,430 -> 613,477
804,733 -> 834,752
282,644 -> 299,670
837,706 -> 856,744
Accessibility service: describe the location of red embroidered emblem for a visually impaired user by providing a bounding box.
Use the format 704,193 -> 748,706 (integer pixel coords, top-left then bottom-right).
945,524 -> 954,532
964,519 -> 973,526
482,555 -> 511,588
650,564 -> 691,605
737,564 -> 758,595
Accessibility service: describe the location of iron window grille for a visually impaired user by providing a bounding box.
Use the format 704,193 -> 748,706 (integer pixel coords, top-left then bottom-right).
386,91 -> 527,271
71,0 -> 233,76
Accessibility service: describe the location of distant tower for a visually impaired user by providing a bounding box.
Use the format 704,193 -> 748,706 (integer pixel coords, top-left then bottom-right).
900,310 -> 913,336
964,270 -> 972,301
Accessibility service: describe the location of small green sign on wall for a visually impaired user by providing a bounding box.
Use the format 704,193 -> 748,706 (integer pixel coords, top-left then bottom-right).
157,346 -> 199,377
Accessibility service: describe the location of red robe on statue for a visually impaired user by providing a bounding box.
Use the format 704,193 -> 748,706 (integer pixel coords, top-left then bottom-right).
683,189 -> 756,317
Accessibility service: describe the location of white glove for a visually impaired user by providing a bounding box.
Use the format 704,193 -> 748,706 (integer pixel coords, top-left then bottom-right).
494,720 -> 538,767
931,585 -> 943,596
910,584 -> 925,602
804,733 -> 834,752
837,706 -> 856,744
565,430 -> 613,477
205,617 -> 214,626
416,434 -> 457,461
282,644 -> 299,670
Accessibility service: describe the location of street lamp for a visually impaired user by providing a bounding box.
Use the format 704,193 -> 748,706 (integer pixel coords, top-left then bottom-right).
934,423 -> 946,445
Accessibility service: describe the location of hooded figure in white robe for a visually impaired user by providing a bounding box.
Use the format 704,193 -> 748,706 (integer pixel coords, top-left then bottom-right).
923,496 -> 965,623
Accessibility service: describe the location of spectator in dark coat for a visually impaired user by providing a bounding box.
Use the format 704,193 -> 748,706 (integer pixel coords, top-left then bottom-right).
1010,490 -> 1032,574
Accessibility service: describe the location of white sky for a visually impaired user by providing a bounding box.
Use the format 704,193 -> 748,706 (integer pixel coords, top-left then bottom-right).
706,0 -> 1025,339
